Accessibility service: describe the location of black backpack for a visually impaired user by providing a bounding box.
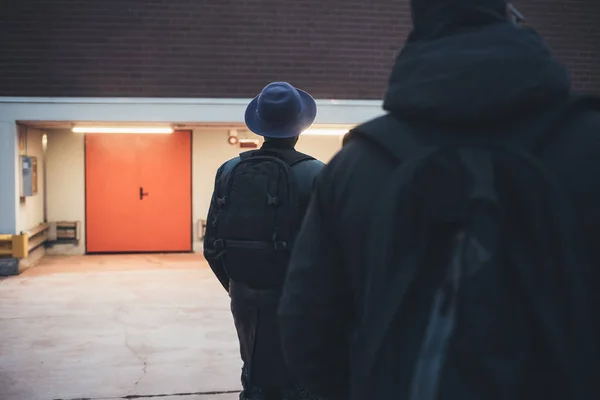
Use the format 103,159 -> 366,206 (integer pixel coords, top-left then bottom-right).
212,148 -> 314,288
348,97 -> 600,400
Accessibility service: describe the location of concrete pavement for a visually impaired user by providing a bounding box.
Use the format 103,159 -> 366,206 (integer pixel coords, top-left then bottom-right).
0,254 -> 242,400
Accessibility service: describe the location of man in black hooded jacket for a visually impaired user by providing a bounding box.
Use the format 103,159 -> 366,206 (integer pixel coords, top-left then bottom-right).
278,0 -> 600,399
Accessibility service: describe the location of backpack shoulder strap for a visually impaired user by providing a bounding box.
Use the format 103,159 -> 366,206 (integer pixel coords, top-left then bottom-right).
239,150 -> 258,161
290,152 -> 315,167
239,148 -> 314,166
275,149 -> 315,166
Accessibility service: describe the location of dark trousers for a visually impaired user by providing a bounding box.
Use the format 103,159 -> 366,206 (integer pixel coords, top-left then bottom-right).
239,362 -> 321,400
230,281 -> 322,400
230,281 -> 292,394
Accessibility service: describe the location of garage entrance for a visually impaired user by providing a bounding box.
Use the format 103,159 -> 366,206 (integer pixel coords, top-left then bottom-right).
85,130 -> 192,253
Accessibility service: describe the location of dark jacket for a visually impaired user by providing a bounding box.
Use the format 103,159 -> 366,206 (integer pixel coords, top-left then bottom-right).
278,3 -> 600,399
204,139 -> 325,391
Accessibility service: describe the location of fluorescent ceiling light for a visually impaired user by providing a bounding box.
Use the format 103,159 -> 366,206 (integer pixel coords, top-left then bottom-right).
72,127 -> 174,134
302,129 -> 349,136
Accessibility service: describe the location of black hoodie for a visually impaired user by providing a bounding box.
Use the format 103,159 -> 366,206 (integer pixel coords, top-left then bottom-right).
386,1 -> 571,125
279,1 -> 600,399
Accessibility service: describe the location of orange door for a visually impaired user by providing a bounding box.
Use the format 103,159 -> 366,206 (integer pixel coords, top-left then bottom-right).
137,132 -> 192,251
85,131 -> 192,253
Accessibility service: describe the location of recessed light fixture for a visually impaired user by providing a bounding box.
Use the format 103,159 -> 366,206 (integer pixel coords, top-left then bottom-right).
302,129 -> 349,136
72,127 -> 174,134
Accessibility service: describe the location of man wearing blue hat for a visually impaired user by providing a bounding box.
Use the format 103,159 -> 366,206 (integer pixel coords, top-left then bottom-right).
204,82 -> 325,400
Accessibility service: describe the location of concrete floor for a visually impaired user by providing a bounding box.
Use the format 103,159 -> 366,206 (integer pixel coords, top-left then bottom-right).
0,254 -> 241,400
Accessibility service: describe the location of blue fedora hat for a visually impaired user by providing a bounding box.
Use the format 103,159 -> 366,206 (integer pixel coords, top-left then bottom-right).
245,82 -> 317,138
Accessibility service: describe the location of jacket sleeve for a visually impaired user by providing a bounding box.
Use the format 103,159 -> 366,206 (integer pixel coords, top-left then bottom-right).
278,167 -> 353,399
203,164 -> 230,292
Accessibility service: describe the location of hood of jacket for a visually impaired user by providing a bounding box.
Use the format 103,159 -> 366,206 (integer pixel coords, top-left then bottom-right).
383,0 -> 571,126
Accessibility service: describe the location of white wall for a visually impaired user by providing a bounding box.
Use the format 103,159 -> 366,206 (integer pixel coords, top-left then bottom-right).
17,128 -> 46,233
46,129 -> 85,255
44,128 -> 342,254
296,134 -> 342,163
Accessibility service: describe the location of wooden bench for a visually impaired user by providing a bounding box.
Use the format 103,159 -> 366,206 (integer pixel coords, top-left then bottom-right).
0,223 -> 49,259
48,221 -> 81,243
0,221 -> 80,259
0,233 -> 28,258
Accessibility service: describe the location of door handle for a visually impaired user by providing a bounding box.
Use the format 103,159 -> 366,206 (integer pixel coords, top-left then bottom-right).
139,187 -> 149,200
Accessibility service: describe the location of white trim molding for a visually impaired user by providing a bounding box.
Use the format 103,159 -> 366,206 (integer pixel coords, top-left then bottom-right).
0,121 -> 19,234
0,97 -> 384,126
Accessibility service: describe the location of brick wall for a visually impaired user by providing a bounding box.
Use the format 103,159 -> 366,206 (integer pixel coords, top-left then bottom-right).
0,0 -> 598,99
520,0 -> 600,96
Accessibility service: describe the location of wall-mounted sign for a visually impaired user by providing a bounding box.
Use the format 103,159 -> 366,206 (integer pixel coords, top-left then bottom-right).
239,139 -> 259,149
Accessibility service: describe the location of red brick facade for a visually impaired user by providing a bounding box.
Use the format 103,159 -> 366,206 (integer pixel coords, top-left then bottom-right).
0,0 -> 598,99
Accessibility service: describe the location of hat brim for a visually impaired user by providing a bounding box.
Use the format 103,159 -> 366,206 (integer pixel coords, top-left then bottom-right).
244,89 -> 317,138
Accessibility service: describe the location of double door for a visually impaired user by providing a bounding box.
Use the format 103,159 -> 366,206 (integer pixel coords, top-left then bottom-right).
85,131 -> 192,253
